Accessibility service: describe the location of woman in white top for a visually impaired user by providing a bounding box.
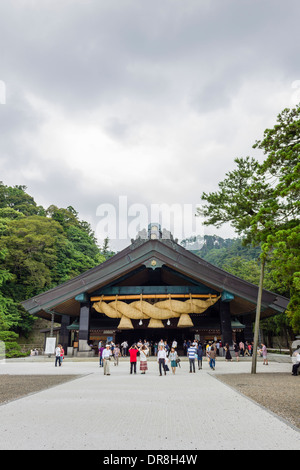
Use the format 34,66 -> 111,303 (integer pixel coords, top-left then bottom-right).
157,345 -> 167,376
139,345 -> 149,374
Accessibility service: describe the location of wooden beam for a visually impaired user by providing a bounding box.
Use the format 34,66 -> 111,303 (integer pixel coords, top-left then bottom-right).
91,294 -> 218,301
91,284 -> 217,296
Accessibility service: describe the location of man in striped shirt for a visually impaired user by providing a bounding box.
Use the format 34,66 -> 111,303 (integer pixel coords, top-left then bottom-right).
187,343 -> 197,373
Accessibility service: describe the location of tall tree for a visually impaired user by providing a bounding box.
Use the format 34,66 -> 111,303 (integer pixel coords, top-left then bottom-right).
198,104 -> 300,373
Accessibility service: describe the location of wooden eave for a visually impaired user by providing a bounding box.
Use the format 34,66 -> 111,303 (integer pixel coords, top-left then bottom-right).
21,239 -> 289,319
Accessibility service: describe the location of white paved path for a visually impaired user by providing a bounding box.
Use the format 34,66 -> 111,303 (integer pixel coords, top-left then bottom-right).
0,358 -> 299,450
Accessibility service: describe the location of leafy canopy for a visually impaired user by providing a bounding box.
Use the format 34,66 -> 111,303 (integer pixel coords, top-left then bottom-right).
0,182 -> 110,339
198,104 -> 300,332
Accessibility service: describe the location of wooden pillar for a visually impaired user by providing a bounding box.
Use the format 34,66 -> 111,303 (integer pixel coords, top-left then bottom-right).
78,302 -> 91,352
59,315 -> 71,353
242,313 -> 254,343
219,301 -> 233,346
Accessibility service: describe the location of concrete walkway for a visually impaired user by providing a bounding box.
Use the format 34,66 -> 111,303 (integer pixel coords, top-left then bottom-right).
0,357 -> 299,450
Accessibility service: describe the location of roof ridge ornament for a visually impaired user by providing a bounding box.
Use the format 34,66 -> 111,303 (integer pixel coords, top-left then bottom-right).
131,224 -> 179,249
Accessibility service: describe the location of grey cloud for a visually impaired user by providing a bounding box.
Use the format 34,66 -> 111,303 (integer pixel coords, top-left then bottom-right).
1,0 -> 299,115
0,0 -> 299,248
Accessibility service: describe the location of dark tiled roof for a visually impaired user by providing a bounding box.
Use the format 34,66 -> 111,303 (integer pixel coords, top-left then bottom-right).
21,238 -> 289,320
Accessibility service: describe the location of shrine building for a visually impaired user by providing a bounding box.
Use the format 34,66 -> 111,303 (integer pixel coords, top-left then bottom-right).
21,224 -> 289,355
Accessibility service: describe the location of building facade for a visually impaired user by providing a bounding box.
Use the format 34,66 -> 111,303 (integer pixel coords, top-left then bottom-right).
22,226 -> 289,355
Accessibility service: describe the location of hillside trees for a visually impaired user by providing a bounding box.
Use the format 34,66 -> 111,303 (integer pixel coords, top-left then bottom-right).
0,249 -> 26,357
0,182 -> 108,339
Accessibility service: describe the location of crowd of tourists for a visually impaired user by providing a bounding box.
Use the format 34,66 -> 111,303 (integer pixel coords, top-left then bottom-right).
98,338 -> 224,376
52,338 -> 276,374
52,338 -> 299,376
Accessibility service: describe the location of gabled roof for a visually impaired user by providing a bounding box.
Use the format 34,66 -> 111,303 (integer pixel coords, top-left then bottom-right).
21,238 -> 289,322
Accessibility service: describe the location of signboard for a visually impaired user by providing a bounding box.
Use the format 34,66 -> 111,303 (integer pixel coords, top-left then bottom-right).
45,337 -> 56,355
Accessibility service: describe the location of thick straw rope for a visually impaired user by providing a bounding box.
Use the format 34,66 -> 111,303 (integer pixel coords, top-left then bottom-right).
93,295 -> 220,329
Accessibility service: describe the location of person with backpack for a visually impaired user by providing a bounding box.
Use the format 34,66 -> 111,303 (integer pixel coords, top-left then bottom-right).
197,342 -> 203,369
208,345 -> 216,370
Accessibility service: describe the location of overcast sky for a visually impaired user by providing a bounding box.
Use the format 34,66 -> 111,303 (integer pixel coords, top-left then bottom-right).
0,0 -> 299,250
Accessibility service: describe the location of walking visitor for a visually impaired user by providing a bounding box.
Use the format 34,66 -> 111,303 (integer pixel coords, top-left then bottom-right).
99,344 -> 104,367
102,344 -> 112,375
187,343 -> 197,373
60,345 -> 64,365
208,345 -> 216,370
157,345 -> 167,376
169,347 -> 178,374
55,344 -> 61,367
206,342 -> 211,362
292,348 -> 300,376
233,342 -> 240,362
261,343 -> 268,365
197,342 -> 203,369
121,340 -> 128,357
113,344 -> 121,366
225,343 -> 232,362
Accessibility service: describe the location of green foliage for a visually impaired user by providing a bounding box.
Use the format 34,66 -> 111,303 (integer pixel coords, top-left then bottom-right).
0,182 -> 42,216
198,103 -> 300,333
263,226 -> 300,333
100,236 -> 115,261
0,250 -> 20,329
0,182 -> 111,342
0,250 -> 28,356
186,235 -> 270,288
198,157 -> 274,244
0,331 -> 27,358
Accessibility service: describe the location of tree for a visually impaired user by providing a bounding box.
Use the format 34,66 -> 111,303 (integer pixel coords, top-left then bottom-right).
0,182 -> 43,216
100,237 -> 114,260
0,216 -> 66,297
199,156 -> 275,243
0,250 -> 26,357
198,103 -> 300,373
253,104 -> 300,333
0,183 -> 110,348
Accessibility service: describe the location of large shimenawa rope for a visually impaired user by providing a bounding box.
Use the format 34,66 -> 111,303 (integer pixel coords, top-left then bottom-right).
93,295 -> 220,329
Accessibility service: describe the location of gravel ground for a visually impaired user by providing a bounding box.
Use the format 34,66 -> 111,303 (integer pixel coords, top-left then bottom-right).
0,375 -> 80,404
0,372 -> 299,431
216,372 -> 300,430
